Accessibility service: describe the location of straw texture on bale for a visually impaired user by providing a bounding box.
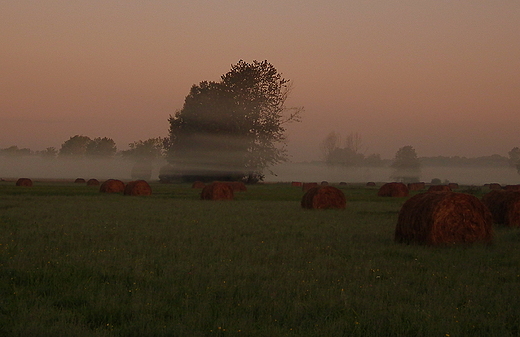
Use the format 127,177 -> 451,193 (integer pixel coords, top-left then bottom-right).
481,190 -> 520,227
291,181 -> 302,187
407,182 -> 425,191
448,183 -> 459,190
377,182 -> 409,197
124,180 -> 152,196
16,178 -> 33,187
74,178 -> 86,183
87,179 -> 100,186
301,186 -> 346,210
99,179 -> 126,193
201,182 -> 234,200
428,185 -> 452,192
302,182 -> 318,192
192,181 -> 206,189
225,181 -> 247,192
366,182 -> 376,187
395,192 -> 493,245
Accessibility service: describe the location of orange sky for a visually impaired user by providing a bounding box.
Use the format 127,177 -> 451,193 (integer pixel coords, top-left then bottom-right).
1,1 -> 519,161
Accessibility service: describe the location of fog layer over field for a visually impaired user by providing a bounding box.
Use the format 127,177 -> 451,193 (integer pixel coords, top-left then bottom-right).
1,156 -> 519,186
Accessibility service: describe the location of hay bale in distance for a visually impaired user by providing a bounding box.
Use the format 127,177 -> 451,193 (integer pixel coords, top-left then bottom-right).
16,178 -> 33,187
339,182 -> 347,186
301,186 -> 346,210
488,183 -> 502,190
378,182 -> 409,197
395,192 -> 493,245
366,182 -> 376,187
291,181 -> 302,187
87,179 -> 100,186
448,183 -> 459,190
428,185 -> 452,192
225,181 -> 247,192
99,179 -> 126,193
407,182 -> 425,191
320,181 -> 329,186
192,181 -> 206,189
302,182 -> 318,192
201,182 -> 234,200
482,190 -> 520,226
124,180 -> 152,196
75,178 -> 86,184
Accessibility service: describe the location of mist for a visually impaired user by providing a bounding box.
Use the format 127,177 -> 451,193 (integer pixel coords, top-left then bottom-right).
2,155 -> 519,186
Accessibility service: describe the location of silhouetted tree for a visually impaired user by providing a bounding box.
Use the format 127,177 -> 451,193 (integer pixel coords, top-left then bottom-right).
39,147 -> 58,160
391,146 -> 421,183
167,60 -> 302,182
85,137 -> 117,157
59,135 -> 92,157
121,138 -> 167,161
0,146 -> 31,156
320,131 -> 366,167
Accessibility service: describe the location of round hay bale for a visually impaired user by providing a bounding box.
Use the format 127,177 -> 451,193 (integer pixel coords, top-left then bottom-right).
504,185 -> 520,191
428,185 -> 452,192
301,186 -> 346,210
407,182 -> 425,191
448,183 -> 459,190
225,181 -> 247,192
302,182 -> 318,192
124,180 -> 152,196
395,192 -> 493,245
320,181 -> 329,186
291,181 -> 302,187
482,190 -> 520,226
192,181 -> 206,189
16,178 -> 33,187
86,179 -> 100,186
75,178 -> 86,183
201,182 -> 234,200
99,179 -> 126,193
488,183 -> 502,190
378,182 -> 409,197
366,182 -> 376,187
339,182 -> 347,186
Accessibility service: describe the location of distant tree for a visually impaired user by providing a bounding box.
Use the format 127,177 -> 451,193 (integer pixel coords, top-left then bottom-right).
364,153 -> 385,167
85,137 -> 117,157
59,135 -> 92,157
0,146 -> 31,156
508,147 -> 520,173
391,146 -> 421,183
320,131 -> 366,167
121,138 -> 167,161
167,60 -> 302,182
39,147 -> 58,160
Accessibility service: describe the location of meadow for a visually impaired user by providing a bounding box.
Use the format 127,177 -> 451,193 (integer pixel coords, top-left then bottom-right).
0,181 -> 519,336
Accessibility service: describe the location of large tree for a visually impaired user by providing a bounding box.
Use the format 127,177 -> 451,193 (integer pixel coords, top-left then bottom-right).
58,135 -> 92,157
85,137 -> 117,157
167,60 -> 302,182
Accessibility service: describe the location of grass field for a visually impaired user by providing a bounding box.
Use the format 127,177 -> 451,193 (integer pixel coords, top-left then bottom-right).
0,181 -> 519,336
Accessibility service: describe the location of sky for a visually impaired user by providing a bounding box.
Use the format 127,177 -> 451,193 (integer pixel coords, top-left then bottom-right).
1,0 -> 519,161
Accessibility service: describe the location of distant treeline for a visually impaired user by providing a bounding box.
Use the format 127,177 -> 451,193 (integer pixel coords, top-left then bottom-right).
419,155 -> 510,167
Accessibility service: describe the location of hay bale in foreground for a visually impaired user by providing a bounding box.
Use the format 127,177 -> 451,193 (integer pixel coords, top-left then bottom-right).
428,185 -> 452,192
408,182 -> 425,191
99,179 -> 126,193
201,182 -> 234,200
192,181 -> 206,189
482,190 -> 520,226
302,182 -> 318,192
378,182 -> 409,197
87,179 -> 100,186
74,178 -> 86,184
124,180 -> 152,196
16,178 -> 33,187
301,186 -> 346,210
395,192 -> 493,245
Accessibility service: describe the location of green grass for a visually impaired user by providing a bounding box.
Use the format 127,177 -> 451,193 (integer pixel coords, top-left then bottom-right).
0,182 -> 519,336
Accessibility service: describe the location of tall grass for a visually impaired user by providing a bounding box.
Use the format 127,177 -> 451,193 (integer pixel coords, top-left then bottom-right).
0,182 -> 519,336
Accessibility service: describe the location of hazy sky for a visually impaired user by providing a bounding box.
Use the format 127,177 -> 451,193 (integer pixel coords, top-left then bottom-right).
1,1 -> 519,161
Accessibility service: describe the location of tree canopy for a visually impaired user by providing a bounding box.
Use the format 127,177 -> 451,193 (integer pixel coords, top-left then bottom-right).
390,146 -> 421,182
167,60 -> 302,182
